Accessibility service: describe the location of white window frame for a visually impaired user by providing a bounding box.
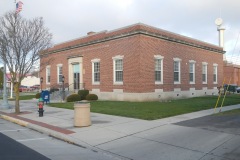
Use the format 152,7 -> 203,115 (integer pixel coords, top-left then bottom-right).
154,55 -> 164,84
46,65 -> 51,84
213,63 -> 218,84
189,60 -> 196,84
57,64 -> 63,84
202,62 -> 208,84
91,59 -> 100,85
112,55 -> 124,85
173,58 -> 182,84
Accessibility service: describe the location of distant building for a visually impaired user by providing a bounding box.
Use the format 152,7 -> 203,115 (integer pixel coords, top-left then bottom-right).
40,23 -> 224,101
21,75 -> 40,87
6,73 -> 40,88
223,62 -> 240,86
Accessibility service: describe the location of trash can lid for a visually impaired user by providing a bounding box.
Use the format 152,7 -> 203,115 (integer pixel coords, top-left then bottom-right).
75,100 -> 89,104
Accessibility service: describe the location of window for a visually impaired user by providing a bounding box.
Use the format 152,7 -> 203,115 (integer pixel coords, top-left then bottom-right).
91,59 -> 100,84
113,55 -> 124,84
154,55 -> 164,84
173,58 -> 181,84
213,64 -> 218,83
202,62 -> 208,84
57,64 -> 63,83
189,60 -> 196,84
46,66 -> 50,84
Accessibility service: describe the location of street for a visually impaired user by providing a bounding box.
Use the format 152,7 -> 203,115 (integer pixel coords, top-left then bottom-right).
0,132 -> 50,160
0,118 -> 118,160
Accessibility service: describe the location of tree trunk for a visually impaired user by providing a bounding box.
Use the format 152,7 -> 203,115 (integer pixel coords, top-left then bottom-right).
14,82 -> 20,113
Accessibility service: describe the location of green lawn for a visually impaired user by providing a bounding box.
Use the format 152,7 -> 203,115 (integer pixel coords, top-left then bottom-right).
8,95 -> 36,101
48,94 -> 240,120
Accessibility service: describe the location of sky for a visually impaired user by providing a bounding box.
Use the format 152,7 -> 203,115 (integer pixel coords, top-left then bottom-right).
1,0 -> 240,64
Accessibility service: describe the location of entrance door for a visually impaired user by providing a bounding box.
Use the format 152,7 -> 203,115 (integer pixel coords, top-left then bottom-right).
73,64 -> 80,90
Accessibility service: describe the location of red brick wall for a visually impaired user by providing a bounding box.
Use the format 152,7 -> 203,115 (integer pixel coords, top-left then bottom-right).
138,35 -> 223,92
40,34 -> 223,93
223,64 -> 240,86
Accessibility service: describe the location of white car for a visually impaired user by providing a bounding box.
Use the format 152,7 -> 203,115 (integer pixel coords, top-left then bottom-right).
236,87 -> 240,93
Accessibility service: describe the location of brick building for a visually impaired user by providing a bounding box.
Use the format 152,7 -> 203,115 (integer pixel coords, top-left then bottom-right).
40,23 -> 224,101
223,62 -> 240,86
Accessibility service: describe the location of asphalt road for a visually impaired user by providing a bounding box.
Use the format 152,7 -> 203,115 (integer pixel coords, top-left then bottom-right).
0,132 -> 50,160
174,112 -> 240,160
175,112 -> 240,135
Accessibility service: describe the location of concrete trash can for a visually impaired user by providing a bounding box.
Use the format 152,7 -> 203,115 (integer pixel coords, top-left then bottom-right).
74,101 -> 91,127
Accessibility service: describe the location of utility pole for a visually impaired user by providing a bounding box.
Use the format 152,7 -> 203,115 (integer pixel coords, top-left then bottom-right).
0,63 -> 10,109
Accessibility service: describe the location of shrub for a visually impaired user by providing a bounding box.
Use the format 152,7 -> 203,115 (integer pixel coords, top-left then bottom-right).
78,90 -> 89,100
86,94 -> 98,101
35,93 -> 41,99
67,94 -> 81,102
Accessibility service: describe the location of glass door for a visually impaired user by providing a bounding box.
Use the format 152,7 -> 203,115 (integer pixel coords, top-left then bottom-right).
73,64 -> 80,90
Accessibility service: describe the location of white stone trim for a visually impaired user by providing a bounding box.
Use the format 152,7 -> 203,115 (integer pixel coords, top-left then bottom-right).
154,55 -> 164,59
112,55 -> 124,60
90,88 -> 219,102
92,59 -> 100,85
189,60 -> 196,63
202,62 -> 208,84
189,61 -> 195,84
91,58 -> 100,63
154,55 -> 164,84
46,66 -> 51,84
174,58 -> 181,84
68,57 -> 83,91
57,65 -> 63,84
173,57 -> 182,61
202,62 -> 208,65
213,64 -> 218,84
113,55 -> 124,85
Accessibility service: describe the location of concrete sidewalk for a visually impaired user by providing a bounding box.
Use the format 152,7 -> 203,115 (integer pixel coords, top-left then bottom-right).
1,100 -> 240,160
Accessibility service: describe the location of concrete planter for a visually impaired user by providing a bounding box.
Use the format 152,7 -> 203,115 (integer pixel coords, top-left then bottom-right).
74,101 -> 91,127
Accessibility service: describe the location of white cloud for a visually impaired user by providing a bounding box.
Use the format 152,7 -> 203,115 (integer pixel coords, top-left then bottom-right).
1,0 -> 240,63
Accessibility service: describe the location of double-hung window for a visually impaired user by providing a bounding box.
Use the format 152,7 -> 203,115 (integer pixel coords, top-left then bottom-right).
154,55 -> 164,84
57,64 -> 63,83
213,64 -> 218,84
189,60 -> 196,84
46,66 -> 51,84
113,55 -> 124,85
202,62 -> 208,84
173,58 -> 181,84
91,59 -> 100,84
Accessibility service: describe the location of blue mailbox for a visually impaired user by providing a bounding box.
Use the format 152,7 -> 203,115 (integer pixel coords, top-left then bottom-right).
41,90 -> 50,104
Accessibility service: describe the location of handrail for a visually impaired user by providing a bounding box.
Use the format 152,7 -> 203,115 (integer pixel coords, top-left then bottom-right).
48,83 -> 85,101
49,83 -> 85,93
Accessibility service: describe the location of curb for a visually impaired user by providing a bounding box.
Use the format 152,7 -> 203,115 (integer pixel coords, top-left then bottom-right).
0,114 -> 128,160
0,113 -> 82,145
0,114 -> 29,127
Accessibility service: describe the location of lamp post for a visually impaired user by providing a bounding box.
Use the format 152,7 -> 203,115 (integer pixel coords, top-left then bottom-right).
62,76 -> 65,101
40,77 -> 43,91
1,62 -> 10,109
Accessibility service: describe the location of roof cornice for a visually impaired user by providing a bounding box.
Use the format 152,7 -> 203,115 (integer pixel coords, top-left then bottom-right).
43,29 -> 224,56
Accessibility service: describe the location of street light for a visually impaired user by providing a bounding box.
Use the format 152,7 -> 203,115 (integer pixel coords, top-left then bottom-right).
0,62 -> 10,109
62,75 -> 65,101
40,77 -> 43,91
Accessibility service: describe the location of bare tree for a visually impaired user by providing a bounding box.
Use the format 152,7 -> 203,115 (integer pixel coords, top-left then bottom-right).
0,12 -> 52,113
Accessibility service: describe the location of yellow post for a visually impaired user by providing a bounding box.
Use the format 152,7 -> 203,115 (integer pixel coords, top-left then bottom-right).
214,78 -> 225,113
219,78 -> 232,112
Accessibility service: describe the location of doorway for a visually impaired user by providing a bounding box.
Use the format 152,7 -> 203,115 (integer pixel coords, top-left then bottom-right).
73,64 -> 80,90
